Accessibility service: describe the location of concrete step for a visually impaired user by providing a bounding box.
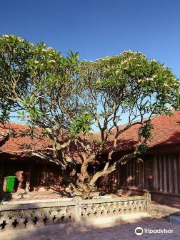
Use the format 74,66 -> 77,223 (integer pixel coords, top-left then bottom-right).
170,215 -> 180,225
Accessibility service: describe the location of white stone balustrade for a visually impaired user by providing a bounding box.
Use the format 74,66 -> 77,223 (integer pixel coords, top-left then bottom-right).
0,194 -> 150,231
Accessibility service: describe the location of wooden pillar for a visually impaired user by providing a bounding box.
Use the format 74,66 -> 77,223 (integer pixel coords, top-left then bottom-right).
159,156 -> 163,192
144,158 -> 147,189
126,161 -> 128,186
117,162 -> 121,188
134,159 -> 136,187
135,160 -> 139,187
178,154 -> 180,194
153,155 -> 158,191
168,155 -> 172,193
25,165 -> 32,192
129,160 -> 132,187
139,161 -> 143,189
138,161 -> 141,188
163,155 -> 167,193
174,155 -> 178,194
148,156 -> 153,191
142,160 -> 144,189
0,161 -> 4,193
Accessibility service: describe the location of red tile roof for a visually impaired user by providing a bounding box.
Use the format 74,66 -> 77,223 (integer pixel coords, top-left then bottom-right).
91,111 -> 180,153
119,111 -> 180,153
115,111 -> 180,152
0,111 -> 180,157
146,111 -> 180,148
0,123 -> 51,157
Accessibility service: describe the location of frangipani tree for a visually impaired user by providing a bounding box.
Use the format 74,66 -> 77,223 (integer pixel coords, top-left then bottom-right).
72,51 -> 179,198
0,35 -> 179,199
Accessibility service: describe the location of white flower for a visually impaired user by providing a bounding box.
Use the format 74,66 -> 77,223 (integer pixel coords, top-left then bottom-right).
3,34 -> 9,38
115,70 -> 120,75
42,49 -> 48,52
168,106 -> 174,111
163,83 -> 168,87
146,77 -> 153,81
49,60 -> 56,64
151,59 -> 156,63
34,60 -> 39,64
18,37 -> 24,42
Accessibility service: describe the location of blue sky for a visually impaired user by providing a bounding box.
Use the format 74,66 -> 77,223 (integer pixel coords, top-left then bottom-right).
1,0 -> 180,78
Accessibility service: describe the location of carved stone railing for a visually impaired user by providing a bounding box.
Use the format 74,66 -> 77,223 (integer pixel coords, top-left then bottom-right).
0,201 -> 75,231
81,196 -> 147,220
0,194 -> 150,231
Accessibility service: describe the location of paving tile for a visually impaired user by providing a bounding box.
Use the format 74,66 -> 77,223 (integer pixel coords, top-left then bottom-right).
11,217 -> 180,240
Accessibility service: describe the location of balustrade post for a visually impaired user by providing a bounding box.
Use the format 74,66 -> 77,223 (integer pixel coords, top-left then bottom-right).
74,196 -> 82,222
144,190 -> 151,213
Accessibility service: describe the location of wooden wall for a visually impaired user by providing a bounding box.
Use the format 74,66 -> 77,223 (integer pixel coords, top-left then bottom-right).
1,153 -> 180,196
30,164 -> 63,190
118,153 -> 180,195
0,161 -> 64,192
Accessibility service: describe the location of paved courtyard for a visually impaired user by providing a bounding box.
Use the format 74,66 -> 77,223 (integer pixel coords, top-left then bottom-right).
1,215 -> 180,240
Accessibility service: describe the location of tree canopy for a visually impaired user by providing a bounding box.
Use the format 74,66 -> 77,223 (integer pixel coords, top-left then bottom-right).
0,34 -> 179,198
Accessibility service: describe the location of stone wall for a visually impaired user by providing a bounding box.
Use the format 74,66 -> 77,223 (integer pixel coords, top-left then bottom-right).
149,202 -> 180,218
